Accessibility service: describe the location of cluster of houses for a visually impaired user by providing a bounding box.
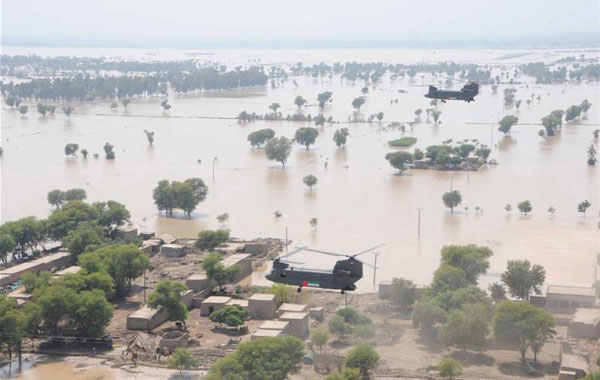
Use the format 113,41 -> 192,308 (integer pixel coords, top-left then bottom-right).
379,281 -> 600,380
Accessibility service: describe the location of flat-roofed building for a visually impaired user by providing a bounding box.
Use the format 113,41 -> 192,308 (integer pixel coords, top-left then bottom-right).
222,253 -> 252,282
248,293 -> 277,319
251,328 -> 283,340
568,308 -> 600,339
277,303 -> 308,317
200,296 -> 231,316
547,285 -> 596,311
126,306 -> 169,331
279,312 -> 309,339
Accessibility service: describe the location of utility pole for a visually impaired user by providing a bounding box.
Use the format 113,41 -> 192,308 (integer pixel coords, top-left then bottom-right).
416,208 -> 423,236
212,157 -> 217,182
285,226 -> 288,255
372,252 -> 381,290
450,177 -> 454,191
143,269 -> 147,303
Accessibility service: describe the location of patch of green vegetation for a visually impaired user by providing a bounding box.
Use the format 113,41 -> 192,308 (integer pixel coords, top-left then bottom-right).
388,137 -> 417,147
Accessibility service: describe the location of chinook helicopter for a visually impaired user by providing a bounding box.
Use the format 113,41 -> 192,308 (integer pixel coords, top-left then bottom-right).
425,81 -> 479,103
266,244 -> 384,293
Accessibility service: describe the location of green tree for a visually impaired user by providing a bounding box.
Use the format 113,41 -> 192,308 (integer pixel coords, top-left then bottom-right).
207,336 -> 304,380
578,200 -> 591,217
168,348 -> 200,374
303,174 -> 318,190
438,358 -> 462,379
329,314 -> 351,339
440,245 -> 493,285
160,99 -> 171,111
19,105 -> 28,117
267,283 -> 295,304
64,188 -> 87,202
294,127 -> 319,150
501,260 -> 545,301
412,298 -> 445,330
37,285 -> 77,334
62,106 -> 74,117
196,230 -> 230,251
352,97 -> 366,110
311,327 -> 329,352
0,234 -> 16,265
37,103 -> 47,116
71,289 -> 113,336
385,151 -> 413,173
94,200 -> 131,235
201,253 -> 240,291
265,137 -> 292,167
21,271 -> 53,293
269,102 -> 281,113
317,91 -> 333,109
148,279 -> 189,329
389,277 -> 416,310
81,149 -> 88,158
217,213 -> 229,226
581,99 -> 592,113
153,180 -> 176,215
441,303 -> 489,351
565,105 -> 582,123
78,244 -> 149,299
294,96 -> 307,109
517,200 -> 532,215
344,344 -> 379,380
314,114 -> 326,126
0,217 -> 46,256
5,95 -> 17,107
431,109 -> 442,123
430,264 -> 468,295
325,368 -> 361,380
493,301 -> 555,365
541,114 -> 561,136
121,98 -> 131,109
442,191 -> 462,213
333,128 -> 350,148
247,129 -> 275,148
498,115 -> 519,135
0,298 -> 27,369
47,190 -> 65,208
488,282 -> 506,303
209,305 -> 249,329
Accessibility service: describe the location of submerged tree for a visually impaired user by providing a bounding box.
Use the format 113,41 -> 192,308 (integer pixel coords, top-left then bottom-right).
144,130 -> 155,145
64,143 -> 79,158
443,191 -> 462,213
317,91 -> 333,109
578,200 -> 591,218
385,151 -> 413,174
19,105 -> 28,117
303,175 -> 318,190
160,99 -> 171,111
294,96 -> 307,109
269,102 -> 281,113
265,137 -> 292,168
62,106 -> 74,118
351,97 -> 366,110
294,127 -> 319,150
498,115 -> 518,135
103,143 -> 115,159
588,144 -> 597,165
333,128 -> 350,148
517,200 -> 532,215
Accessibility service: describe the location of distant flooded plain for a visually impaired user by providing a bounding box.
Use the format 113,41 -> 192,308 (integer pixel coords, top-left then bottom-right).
1,48 -> 598,291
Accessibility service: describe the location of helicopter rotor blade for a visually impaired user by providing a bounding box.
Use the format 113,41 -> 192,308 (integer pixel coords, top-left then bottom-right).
278,246 -> 306,260
352,243 -> 386,258
280,259 -> 304,265
297,247 -> 347,258
361,261 -> 378,270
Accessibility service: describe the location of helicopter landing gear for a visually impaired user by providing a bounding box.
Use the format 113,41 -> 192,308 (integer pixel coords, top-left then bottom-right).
297,287 -> 302,293
340,290 -> 345,295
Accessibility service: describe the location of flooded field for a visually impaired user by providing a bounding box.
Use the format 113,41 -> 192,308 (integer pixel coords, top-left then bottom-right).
1,48 -> 598,291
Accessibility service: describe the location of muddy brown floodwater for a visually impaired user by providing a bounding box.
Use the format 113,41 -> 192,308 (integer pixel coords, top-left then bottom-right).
1,48 -> 598,296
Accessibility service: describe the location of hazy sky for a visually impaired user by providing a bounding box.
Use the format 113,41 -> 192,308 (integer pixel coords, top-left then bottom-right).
2,0 -> 599,47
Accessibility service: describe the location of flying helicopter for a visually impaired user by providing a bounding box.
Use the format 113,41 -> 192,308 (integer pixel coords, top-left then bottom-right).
266,244 -> 384,294
424,81 -> 479,103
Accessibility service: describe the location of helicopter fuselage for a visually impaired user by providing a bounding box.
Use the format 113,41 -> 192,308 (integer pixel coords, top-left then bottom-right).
425,83 -> 479,103
266,258 -> 362,292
